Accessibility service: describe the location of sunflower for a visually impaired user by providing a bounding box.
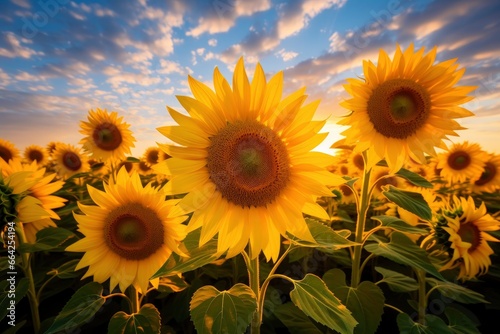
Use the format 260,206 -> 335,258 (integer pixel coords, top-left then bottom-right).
66,167 -> 187,293
471,152 -> 500,193
53,143 -> 90,179
137,159 -> 153,176
0,138 -> 20,163
434,196 -> 500,280
23,144 -> 48,166
155,58 -> 345,261
46,141 -> 63,156
0,159 -> 59,226
337,43 -> 475,172
437,141 -> 488,184
143,146 -> 161,167
371,165 -> 403,199
23,218 -> 57,244
79,108 -> 136,162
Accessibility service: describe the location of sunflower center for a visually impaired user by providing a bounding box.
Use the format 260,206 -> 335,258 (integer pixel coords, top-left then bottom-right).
147,150 -> 159,164
0,146 -> 13,162
340,185 -> 353,197
353,153 -> 364,171
63,152 -> 82,171
458,221 -> 481,253
118,161 -> 134,173
447,151 -> 471,170
138,161 -> 151,172
28,149 -> 44,162
104,203 -> 164,260
207,120 -> 290,208
475,162 -> 496,186
93,122 -> 123,151
367,79 -> 431,139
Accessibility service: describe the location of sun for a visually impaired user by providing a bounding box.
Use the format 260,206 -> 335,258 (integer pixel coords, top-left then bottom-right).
67,167 -> 188,292
155,57 -> 345,262
337,43 -> 475,172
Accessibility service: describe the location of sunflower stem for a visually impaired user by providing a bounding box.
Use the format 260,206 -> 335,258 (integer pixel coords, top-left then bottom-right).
246,254 -> 261,334
127,285 -> 140,314
15,224 -> 41,333
351,152 -> 372,288
416,269 -> 427,325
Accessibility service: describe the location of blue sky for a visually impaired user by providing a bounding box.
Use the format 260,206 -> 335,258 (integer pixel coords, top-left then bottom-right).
1,0 -> 499,157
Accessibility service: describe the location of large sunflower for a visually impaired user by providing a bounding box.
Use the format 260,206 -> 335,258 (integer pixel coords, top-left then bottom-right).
0,138 -> 20,163
337,43 -> 475,172
435,196 -> 500,280
155,58 -> 345,261
471,152 -> 500,193
79,108 -> 136,162
67,167 -> 187,293
437,141 -> 488,184
52,143 -> 90,179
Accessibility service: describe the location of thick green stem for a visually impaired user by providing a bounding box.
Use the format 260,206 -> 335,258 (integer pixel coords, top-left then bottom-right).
16,224 -> 41,333
127,285 -> 140,314
247,255 -> 261,334
416,269 -> 427,325
351,160 -> 372,288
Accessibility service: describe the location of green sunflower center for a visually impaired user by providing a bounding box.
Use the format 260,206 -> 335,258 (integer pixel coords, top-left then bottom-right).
367,79 -> 431,139
0,146 -> 13,162
63,151 -> 82,171
0,179 -> 20,225
447,151 -> 471,170
207,120 -> 290,208
104,203 -> 164,260
93,122 -> 123,151
458,221 -> 481,253
28,149 -> 44,163
475,162 -> 496,186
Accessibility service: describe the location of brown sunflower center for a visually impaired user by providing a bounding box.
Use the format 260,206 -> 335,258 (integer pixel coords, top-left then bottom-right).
104,203 -> 164,260
367,79 -> 431,139
147,150 -> 159,164
340,165 -> 349,175
376,172 -> 398,191
118,161 -> 134,173
458,221 -> 481,253
475,162 -> 496,186
207,120 -> 290,208
447,151 -> 471,170
28,149 -> 44,162
63,152 -> 82,171
138,161 -> 151,172
340,185 -> 353,197
0,146 -> 13,162
93,122 -> 123,151
353,153 -> 364,171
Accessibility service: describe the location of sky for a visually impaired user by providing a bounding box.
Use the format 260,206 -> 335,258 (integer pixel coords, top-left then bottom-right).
1,0 -> 500,158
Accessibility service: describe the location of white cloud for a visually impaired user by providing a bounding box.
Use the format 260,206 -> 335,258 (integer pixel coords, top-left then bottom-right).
0,69 -> 11,87
157,59 -> 184,75
186,0 -> 271,37
276,48 -> 298,61
208,38 -> 217,47
0,32 -> 43,59
14,71 -> 41,82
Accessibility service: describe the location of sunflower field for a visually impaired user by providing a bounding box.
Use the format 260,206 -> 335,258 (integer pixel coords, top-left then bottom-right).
1,44 -> 500,333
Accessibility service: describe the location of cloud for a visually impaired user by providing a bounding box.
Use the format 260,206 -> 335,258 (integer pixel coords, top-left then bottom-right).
186,0 -> 271,37
275,48 -> 298,61
208,38 -> 217,47
0,32 -> 42,58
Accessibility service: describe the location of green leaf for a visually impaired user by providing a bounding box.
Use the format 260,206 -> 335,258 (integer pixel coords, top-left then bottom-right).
323,269 -> 385,334
190,283 -> 257,334
289,273 -> 358,334
45,282 -> 105,334
288,218 -> 357,249
445,307 -> 480,334
382,186 -> 432,221
157,275 -> 189,294
371,215 -> 429,235
274,302 -> 324,334
426,278 -> 488,304
396,168 -> 433,188
364,232 -> 444,280
108,304 -> 161,334
17,227 -> 77,253
47,259 -> 82,279
152,228 -> 220,278
397,313 -> 452,334
0,277 -> 29,321
374,266 -> 418,292
126,156 -> 141,163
